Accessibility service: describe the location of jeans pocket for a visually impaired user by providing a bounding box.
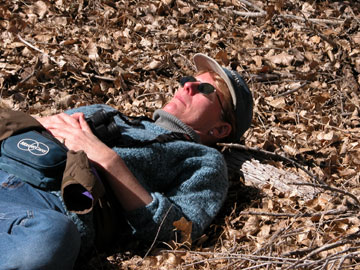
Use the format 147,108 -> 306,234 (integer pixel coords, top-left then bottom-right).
0,209 -> 32,233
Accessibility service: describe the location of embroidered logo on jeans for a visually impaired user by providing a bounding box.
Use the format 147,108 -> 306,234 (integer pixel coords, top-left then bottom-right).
17,139 -> 50,156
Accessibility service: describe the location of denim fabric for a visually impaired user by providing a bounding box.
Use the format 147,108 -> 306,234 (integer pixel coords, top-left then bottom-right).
0,169 -> 80,270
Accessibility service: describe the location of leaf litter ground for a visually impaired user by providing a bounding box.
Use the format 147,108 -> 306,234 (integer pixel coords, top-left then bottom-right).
1,0 -> 360,269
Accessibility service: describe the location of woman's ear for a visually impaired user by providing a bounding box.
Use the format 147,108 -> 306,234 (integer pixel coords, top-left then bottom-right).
211,122 -> 232,139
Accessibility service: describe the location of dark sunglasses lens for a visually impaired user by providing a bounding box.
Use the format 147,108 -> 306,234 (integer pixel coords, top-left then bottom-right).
179,77 -> 215,95
198,83 -> 215,94
180,76 -> 197,86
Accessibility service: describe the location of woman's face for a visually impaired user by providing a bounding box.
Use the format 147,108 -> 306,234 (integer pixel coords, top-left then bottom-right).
163,72 -> 227,136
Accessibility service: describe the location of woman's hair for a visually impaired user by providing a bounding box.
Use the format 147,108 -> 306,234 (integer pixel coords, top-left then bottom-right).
196,70 -> 237,141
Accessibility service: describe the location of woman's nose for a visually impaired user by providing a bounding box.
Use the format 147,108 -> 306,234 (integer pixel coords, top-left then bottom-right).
182,81 -> 199,96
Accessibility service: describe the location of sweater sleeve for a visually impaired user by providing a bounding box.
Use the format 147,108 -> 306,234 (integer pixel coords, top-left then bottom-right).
122,149 -> 229,243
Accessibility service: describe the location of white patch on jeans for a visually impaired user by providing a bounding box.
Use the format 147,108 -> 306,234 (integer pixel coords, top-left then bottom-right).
0,176 -> 24,189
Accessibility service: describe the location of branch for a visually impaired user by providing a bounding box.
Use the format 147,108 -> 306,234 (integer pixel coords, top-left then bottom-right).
286,236 -> 360,269
274,81 -> 309,98
17,34 -> 62,66
240,208 -> 353,218
280,14 -> 344,25
291,182 -> 360,207
218,143 -> 324,185
337,251 -> 360,269
295,247 -> 360,268
229,10 -> 265,18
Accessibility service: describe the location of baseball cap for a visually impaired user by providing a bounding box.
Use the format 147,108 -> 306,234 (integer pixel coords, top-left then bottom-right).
193,53 -> 253,141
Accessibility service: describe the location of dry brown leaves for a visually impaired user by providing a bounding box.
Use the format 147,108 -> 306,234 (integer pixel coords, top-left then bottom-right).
1,0 -> 360,269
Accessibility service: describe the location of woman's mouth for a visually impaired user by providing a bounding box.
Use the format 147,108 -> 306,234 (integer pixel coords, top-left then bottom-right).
175,95 -> 186,106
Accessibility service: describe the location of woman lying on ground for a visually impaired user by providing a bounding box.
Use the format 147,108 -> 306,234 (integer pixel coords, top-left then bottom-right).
0,53 -> 253,270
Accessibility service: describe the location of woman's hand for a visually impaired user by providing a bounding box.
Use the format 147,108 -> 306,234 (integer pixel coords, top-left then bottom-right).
38,112 -> 153,210
38,112 -> 112,165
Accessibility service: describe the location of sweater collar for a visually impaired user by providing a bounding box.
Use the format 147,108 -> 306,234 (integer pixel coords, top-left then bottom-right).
153,110 -> 200,143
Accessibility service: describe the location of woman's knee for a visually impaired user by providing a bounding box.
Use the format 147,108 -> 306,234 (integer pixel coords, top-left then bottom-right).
21,210 -> 81,270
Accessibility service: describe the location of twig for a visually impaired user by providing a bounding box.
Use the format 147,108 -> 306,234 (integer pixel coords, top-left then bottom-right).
232,0 -> 267,17
283,241 -> 360,258
295,248 -> 360,269
241,262 -> 273,270
275,81 -> 309,98
241,211 -> 298,217
348,6 -> 360,25
250,73 -> 281,82
17,34 -> 117,82
137,92 -> 163,99
17,34 -> 62,66
337,251 -> 360,269
286,236 -> 360,269
229,10 -> 265,18
164,249 -> 300,262
300,115 -> 360,136
280,14 -> 344,25
142,204 -> 173,260
245,47 -> 284,51
218,143 -> 324,184
80,71 -> 116,82
218,4 -> 345,25
314,248 -> 360,268
13,68 -> 37,91
240,208 -> 353,218
172,53 -> 196,71
291,182 -> 360,207
199,0 -> 266,18
254,213 -> 304,256
300,12 -> 339,49
237,0 -> 265,14
166,250 -> 301,268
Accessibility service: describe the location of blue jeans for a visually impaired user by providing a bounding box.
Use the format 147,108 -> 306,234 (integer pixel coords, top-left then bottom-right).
0,169 -> 81,270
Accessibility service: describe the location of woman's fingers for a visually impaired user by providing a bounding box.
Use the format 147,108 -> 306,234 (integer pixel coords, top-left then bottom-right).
71,113 -> 92,133
37,112 -> 110,161
57,113 -> 81,129
38,113 -> 81,130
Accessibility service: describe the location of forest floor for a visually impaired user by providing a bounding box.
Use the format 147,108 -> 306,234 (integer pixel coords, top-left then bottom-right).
1,0 -> 360,269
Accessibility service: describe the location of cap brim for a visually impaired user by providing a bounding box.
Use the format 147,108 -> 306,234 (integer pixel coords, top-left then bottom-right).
193,53 -> 237,108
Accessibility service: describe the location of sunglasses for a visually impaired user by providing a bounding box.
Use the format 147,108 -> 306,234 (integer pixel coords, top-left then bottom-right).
179,76 -> 225,114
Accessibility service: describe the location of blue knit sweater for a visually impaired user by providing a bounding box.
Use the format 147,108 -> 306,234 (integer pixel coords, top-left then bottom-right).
66,104 -> 229,246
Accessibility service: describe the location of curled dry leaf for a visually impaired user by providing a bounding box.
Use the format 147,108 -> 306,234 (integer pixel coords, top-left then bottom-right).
265,96 -> 286,109
86,41 -> 99,61
267,52 -> 294,66
144,60 -> 162,70
33,1 -> 48,19
173,217 -> 192,244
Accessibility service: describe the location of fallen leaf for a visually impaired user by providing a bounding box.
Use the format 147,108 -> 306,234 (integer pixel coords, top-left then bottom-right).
268,52 -> 294,66
173,217 -> 192,244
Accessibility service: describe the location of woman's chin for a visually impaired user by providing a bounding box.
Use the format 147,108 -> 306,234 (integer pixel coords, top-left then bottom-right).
163,102 -> 180,115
